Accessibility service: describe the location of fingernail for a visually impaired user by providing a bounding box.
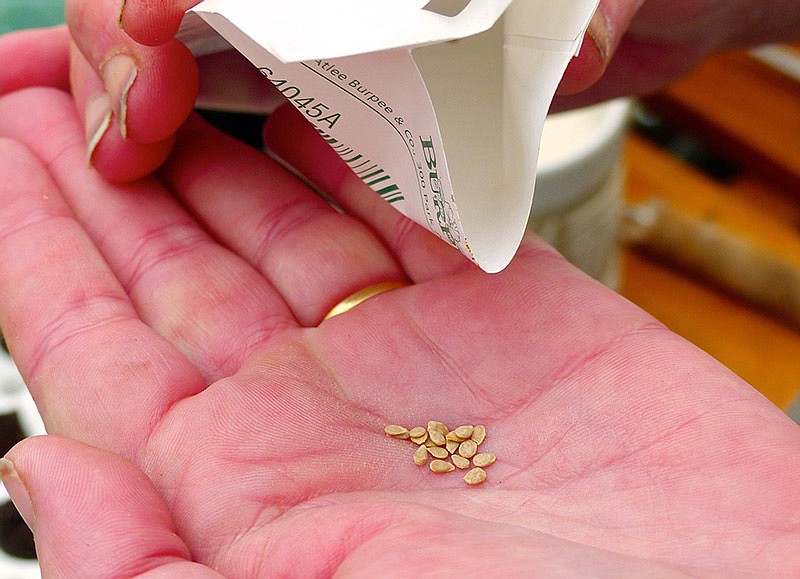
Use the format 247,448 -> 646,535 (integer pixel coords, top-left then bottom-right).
102,53 -> 138,140
0,458 -> 34,531
85,92 -> 113,167
586,7 -> 613,64
117,0 -> 127,29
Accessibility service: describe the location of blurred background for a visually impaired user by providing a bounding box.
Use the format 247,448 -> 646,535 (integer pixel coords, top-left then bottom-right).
0,0 -> 64,34
1,0 -> 800,573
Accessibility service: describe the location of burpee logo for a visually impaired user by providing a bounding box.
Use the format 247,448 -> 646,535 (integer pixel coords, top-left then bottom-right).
420,137 -> 462,247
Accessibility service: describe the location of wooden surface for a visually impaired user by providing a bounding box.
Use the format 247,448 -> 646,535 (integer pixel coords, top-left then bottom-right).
643,45 -> 800,192
620,46 -> 800,410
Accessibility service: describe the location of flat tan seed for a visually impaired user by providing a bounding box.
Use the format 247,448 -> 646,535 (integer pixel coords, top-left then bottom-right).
429,430 -> 447,446
411,434 -> 428,445
427,421 -> 448,435
454,425 -> 474,439
413,444 -> 429,466
446,440 -> 460,454
427,446 -> 449,459
409,426 -> 427,439
445,431 -> 462,442
463,467 -> 487,485
458,440 -> 478,459
472,453 -> 496,468
451,454 -> 471,469
430,460 -> 455,473
471,425 -> 486,445
385,424 -> 410,439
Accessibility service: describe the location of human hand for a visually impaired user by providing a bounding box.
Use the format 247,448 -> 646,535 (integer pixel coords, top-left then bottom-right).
56,0 -> 198,182
1,84 -> 800,576
62,0 -> 290,184
62,0 -> 800,183
556,0 -> 800,109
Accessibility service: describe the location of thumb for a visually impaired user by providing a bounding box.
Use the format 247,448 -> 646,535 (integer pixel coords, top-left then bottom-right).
557,0 -> 645,96
118,0 -> 202,46
1,435 -> 222,578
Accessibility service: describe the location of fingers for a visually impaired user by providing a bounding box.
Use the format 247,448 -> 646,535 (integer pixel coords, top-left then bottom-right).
160,114 -> 409,326
0,134 -> 204,456
118,0 -> 202,46
2,436 -> 224,578
65,0 -> 198,181
262,104 -> 473,282
0,88 -> 295,383
556,0 -> 645,98
70,44 -> 177,183
0,26 -> 70,95
66,0 -> 199,143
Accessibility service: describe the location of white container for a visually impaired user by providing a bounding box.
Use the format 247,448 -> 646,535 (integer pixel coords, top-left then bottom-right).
528,98 -> 631,288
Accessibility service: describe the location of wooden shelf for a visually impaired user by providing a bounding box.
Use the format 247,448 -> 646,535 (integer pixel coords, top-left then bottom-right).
621,46 -> 800,410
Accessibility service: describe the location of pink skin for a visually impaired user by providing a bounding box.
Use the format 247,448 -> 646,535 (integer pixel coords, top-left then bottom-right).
1,30 -> 800,572
556,0 -> 739,108
64,0 -> 198,182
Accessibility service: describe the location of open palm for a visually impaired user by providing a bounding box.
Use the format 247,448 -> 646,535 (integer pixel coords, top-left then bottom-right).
1,85 -> 799,577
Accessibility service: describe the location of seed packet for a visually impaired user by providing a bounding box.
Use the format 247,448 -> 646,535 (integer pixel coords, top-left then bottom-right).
179,0 -> 599,272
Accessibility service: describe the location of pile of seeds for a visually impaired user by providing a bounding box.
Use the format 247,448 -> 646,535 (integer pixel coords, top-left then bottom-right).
384,421 -> 496,485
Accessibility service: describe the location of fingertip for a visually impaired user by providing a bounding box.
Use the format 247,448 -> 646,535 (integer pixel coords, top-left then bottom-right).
67,0 -> 199,147
556,10 -> 611,96
70,37 -> 190,180
90,131 -> 177,183
122,39 -> 199,145
0,454 -> 35,533
119,0 -> 200,46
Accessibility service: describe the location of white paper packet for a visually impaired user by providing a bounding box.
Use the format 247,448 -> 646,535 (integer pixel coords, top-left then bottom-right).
178,0 -> 599,272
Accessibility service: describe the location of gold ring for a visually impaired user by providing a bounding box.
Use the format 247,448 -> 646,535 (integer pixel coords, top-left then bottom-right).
322,281 -> 410,321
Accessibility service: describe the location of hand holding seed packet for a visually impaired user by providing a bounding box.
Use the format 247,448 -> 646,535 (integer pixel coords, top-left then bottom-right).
54,0 -> 800,186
